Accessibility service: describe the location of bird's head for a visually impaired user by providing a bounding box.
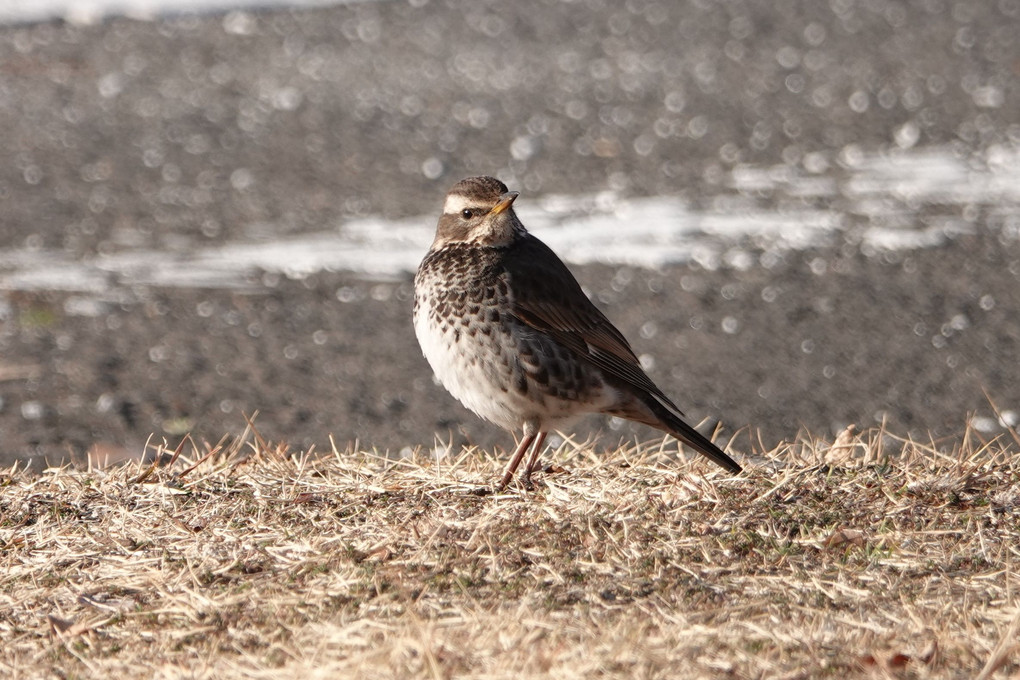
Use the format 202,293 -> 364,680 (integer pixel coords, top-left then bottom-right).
431,176 -> 525,249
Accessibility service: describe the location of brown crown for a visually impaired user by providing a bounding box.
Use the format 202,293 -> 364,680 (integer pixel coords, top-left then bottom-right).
446,176 -> 508,202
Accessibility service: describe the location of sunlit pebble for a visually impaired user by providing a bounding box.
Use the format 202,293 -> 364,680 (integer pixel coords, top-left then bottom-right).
785,73 -> 805,94
161,163 -> 181,183
972,86 -> 1004,109
875,87 -> 897,110
149,345 -> 170,362
23,165 -> 43,185
811,86 -> 833,108
230,168 -> 254,191
633,134 -> 655,156
848,90 -> 869,113
803,151 -> 828,173
97,72 -> 123,98
980,295 -> 995,311
590,59 -> 613,80
95,394 -> 115,413
970,416 -> 999,433
609,270 -> 632,294
222,11 -> 256,36
719,143 -> 740,164
801,339 -> 815,354
431,443 -> 453,460
750,122 -> 772,151
809,257 -> 827,275
781,145 -> 802,165
760,251 -> 783,270
948,314 -> 969,332
640,321 -> 658,339
272,87 -> 302,111
21,401 -> 43,420
693,60 -> 717,85
196,301 -> 215,317
467,107 -> 490,128
283,345 -> 299,360
932,335 -> 948,349
894,122 -> 920,149
721,316 -> 740,334
838,144 -> 864,167
247,322 -> 262,338
62,296 -> 105,318
687,116 -> 709,139
336,286 -> 364,303
220,399 -> 234,414
371,284 -> 392,302
803,22 -> 827,46
663,90 -> 686,113
653,117 -> 677,138
823,365 -> 836,379
312,330 -> 328,345
556,50 -> 582,73
639,354 -> 655,371
775,45 -> 801,69
421,157 -> 444,180
813,297 -> 834,314
954,26 -> 976,51
1000,410 -> 1018,427
729,15 -> 753,40
608,172 -> 629,191
691,247 -> 720,271
724,40 -> 745,62
725,250 -> 754,270
761,286 -> 779,303
565,100 -> 588,120
510,135 -> 538,161
901,85 -> 924,111
52,332 -> 72,351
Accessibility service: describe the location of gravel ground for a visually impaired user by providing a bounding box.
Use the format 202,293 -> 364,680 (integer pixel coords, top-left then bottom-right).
0,0 -> 1018,466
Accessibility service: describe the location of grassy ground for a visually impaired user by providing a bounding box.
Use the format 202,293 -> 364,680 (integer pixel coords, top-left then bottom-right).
2,424 -> 1018,679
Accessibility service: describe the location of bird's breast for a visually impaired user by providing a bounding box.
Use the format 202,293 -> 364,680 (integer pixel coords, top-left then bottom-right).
413,244 -> 616,432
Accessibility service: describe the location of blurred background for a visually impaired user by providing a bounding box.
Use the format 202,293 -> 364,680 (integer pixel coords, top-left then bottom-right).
0,0 -> 1017,467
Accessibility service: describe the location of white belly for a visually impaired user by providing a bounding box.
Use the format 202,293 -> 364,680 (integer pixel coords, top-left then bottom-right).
414,305 -> 525,431
413,301 -> 607,433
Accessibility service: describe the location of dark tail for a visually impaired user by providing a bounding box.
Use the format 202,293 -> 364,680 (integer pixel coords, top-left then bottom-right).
646,401 -> 742,474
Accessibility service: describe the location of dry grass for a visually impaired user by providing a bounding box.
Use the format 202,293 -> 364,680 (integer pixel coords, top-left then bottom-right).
1,424 -> 1019,679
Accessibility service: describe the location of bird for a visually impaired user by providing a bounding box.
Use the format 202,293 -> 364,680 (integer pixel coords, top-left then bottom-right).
413,176 -> 741,491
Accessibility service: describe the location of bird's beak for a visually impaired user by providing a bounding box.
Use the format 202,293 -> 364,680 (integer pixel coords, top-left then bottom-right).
490,191 -> 519,215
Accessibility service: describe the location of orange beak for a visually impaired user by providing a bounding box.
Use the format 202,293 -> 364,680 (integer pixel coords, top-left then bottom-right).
490,191 -> 519,215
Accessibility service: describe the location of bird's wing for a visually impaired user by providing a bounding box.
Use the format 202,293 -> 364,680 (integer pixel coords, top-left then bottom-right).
504,235 -> 684,414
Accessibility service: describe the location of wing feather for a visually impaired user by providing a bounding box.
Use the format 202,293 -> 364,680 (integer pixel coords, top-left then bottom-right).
504,236 -> 684,415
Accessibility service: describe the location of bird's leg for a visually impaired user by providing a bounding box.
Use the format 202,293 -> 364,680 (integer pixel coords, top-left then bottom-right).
495,431 -> 537,492
521,431 -> 549,488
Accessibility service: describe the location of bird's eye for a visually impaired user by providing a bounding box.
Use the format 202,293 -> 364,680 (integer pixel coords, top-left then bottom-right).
461,209 -> 473,219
